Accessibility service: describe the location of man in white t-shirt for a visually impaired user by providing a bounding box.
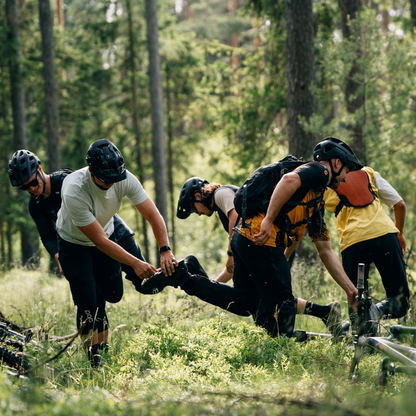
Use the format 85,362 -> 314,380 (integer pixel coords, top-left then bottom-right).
56,139 -> 178,366
324,167 -> 409,335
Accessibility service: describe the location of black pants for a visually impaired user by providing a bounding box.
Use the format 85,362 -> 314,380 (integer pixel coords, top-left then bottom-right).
180,233 -> 296,337
342,233 -> 410,319
58,235 -> 124,337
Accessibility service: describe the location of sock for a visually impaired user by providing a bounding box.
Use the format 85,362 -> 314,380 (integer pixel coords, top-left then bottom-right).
304,301 -> 331,320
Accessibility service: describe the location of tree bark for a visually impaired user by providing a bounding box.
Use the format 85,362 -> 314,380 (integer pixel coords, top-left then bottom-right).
6,0 -> 26,148
411,0 -> 416,33
165,65 -> 175,252
145,0 -> 169,261
126,0 -> 149,260
39,0 -> 61,172
6,0 -> 40,267
285,0 -> 316,160
339,0 -> 365,162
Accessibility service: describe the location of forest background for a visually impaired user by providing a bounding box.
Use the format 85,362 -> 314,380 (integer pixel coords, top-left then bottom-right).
2,0 -> 416,414
2,0 -> 416,271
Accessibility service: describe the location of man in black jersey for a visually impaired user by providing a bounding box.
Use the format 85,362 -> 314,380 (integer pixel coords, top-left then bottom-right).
142,138 -> 363,338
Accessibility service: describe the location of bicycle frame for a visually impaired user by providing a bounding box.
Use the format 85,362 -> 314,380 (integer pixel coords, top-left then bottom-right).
349,264 -> 416,385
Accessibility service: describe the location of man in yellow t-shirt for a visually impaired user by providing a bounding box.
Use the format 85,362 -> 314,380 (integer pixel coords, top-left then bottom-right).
324,167 -> 409,333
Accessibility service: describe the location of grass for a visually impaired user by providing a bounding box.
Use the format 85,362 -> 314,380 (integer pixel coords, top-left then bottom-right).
0,264 -> 416,415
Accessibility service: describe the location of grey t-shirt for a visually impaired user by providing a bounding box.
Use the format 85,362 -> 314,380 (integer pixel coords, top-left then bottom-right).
56,167 -> 148,246
214,187 -> 236,216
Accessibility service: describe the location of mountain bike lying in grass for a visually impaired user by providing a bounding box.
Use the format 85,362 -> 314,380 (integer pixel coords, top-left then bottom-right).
349,263 -> 416,386
0,323 -> 33,372
293,263 -> 416,386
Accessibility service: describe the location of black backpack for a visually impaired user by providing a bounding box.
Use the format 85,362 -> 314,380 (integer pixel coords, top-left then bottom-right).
233,155 -> 322,231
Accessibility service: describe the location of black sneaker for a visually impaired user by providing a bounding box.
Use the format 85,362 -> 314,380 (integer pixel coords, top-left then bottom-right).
90,354 -> 102,368
87,347 -> 102,368
185,255 -> 208,278
141,259 -> 188,293
322,302 -> 342,337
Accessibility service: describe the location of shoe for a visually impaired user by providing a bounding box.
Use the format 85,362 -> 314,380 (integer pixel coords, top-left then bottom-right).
322,302 -> 342,337
185,255 -> 208,278
87,347 -> 102,368
90,354 -> 102,368
141,259 -> 188,293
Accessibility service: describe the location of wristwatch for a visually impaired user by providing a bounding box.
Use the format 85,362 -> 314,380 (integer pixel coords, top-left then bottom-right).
159,245 -> 171,253
227,251 -> 233,257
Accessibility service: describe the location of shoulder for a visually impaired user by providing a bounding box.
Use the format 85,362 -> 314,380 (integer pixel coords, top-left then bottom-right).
50,168 -> 74,189
295,161 -> 328,175
117,170 -> 142,191
125,170 -> 139,183
61,168 -> 90,195
215,185 -> 238,197
50,168 -> 74,179
213,186 -> 238,210
295,161 -> 329,188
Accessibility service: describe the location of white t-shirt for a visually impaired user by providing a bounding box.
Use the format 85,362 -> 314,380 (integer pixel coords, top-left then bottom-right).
56,167 -> 148,246
214,187 -> 236,216
374,172 -> 402,208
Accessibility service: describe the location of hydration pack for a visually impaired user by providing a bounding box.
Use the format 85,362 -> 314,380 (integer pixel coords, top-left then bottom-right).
335,170 -> 377,216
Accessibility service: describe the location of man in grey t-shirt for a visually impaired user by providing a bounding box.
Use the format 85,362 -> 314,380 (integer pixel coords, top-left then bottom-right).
57,139 -> 178,367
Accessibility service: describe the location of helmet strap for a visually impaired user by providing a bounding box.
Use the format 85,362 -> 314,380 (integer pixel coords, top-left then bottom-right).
39,170 -> 46,194
328,160 -> 345,187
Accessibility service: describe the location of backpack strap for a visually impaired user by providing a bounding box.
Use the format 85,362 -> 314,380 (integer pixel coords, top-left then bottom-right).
285,193 -> 325,236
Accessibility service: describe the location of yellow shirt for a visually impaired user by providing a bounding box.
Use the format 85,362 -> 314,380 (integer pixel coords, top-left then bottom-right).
324,167 -> 399,251
237,189 -> 330,248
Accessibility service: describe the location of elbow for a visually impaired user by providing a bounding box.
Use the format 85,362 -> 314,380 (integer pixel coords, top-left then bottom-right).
315,245 -> 330,262
394,200 -> 406,211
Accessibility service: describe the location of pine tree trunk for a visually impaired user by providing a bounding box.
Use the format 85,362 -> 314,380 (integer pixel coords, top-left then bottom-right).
411,0 -> 416,32
126,0 -> 149,260
0,221 -> 5,269
165,66 -> 175,252
6,0 -> 26,148
39,0 -> 61,172
6,0 -> 40,267
285,0 -> 316,160
145,0 -> 168,262
7,220 -> 13,268
339,0 -> 365,162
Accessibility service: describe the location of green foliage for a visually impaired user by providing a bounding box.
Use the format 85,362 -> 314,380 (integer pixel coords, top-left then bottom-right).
1,268 -> 416,415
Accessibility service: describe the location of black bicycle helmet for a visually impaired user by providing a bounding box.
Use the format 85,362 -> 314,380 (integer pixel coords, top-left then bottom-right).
8,150 -> 41,187
313,137 -> 363,171
86,139 -> 126,184
177,177 -> 209,219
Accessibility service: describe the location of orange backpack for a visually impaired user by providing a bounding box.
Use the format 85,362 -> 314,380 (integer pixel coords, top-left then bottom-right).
335,170 -> 378,216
